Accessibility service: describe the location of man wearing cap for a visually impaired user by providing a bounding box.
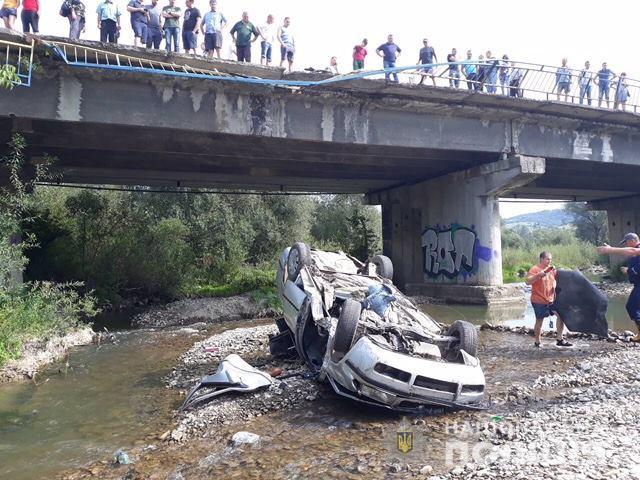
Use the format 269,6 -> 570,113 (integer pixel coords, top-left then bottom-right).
597,233 -> 640,341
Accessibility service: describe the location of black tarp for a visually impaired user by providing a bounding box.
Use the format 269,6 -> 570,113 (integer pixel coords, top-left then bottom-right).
554,269 -> 609,337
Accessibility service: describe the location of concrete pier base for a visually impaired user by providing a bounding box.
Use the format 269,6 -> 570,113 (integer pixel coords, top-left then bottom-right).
369,155 -> 545,304
406,283 -> 526,306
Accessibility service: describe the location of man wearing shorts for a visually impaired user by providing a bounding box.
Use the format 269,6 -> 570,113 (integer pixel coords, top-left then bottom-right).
596,62 -> 615,108
201,0 -> 226,59
417,38 -> 437,86
278,16 -> 295,72
555,58 -> 571,102
526,251 -> 572,347
597,233 -> 640,341
258,14 -> 276,66
127,0 -> 148,47
182,0 -> 201,55
0,0 -> 19,30
352,38 -> 368,71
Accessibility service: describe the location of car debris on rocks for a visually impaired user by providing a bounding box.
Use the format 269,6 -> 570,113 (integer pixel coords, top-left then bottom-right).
271,242 -> 486,412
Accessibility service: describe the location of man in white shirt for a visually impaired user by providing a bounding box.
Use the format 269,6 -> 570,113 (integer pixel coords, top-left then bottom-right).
578,60 -> 594,106
258,14 -> 276,66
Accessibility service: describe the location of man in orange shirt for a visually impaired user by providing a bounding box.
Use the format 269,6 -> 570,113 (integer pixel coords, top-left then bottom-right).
526,251 -> 572,348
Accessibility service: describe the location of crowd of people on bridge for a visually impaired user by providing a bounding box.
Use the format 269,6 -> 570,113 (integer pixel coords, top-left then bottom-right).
0,0 -> 635,110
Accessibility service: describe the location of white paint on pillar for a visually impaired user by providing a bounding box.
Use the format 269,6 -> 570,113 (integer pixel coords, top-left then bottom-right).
161,86 -> 174,103
190,87 -> 207,112
321,104 -> 334,142
573,131 -> 594,159
600,134 -> 613,162
56,75 -> 82,121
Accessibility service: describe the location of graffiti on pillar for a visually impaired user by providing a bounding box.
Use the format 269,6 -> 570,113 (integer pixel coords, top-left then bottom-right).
421,224 -> 493,279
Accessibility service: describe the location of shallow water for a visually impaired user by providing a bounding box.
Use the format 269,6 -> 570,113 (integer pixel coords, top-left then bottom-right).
422,291 -> 635,332
0,319 -> 269,480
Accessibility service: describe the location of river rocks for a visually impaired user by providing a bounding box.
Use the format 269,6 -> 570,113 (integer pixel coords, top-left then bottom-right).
132,294 -> 276,328
230,431 -> 260,446
444,346 -> 640,480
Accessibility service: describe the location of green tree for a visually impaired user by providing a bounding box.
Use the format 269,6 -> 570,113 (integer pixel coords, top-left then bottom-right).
564,203 -> 608,245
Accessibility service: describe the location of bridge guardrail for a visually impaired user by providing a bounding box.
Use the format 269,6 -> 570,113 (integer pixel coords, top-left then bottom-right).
16,39 -> 640,114
0,37 -> 34,88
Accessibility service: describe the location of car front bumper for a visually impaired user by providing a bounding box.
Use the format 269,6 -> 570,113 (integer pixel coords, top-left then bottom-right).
323,336 -> 486,412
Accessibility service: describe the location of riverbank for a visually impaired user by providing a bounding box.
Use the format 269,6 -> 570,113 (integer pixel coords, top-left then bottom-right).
0,327 -> 95,383
132,293 -> 279,329
58,325 -> 640,480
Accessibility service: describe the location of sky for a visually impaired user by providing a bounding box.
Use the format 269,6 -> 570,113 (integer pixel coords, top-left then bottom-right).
36,0 -> 636,218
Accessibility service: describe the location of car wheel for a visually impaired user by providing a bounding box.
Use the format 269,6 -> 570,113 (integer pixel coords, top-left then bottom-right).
332,299 -> 362,360
372,254 -> 394,280
287,242 -> 311,281
446,320 -> 478,360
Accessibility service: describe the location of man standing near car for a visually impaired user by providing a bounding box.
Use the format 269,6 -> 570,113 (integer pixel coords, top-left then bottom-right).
526,251 -> 572,348
597,233 -> 640,341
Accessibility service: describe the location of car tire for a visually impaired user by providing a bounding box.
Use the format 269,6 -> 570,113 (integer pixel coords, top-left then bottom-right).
287,242 -> 311,281
332,299 -> 362,360
446,320 -> 478,359
372,254 -> 394,280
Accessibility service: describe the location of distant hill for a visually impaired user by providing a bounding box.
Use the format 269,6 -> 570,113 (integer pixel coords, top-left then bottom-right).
503,209 -> 576,228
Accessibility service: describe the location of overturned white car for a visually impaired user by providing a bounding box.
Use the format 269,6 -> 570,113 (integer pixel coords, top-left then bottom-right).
271,243 -> 486,412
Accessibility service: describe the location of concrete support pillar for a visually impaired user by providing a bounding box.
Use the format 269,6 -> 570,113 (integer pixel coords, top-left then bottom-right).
369,155 -> 545,304
589,195 -> 640,268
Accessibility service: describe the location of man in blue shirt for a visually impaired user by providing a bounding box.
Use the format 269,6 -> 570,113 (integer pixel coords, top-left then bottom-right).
461,50 -> 478,91
200,0 -> 226,59
555,58 -> 571,102
96,0 -> 121,43
127,0 -> 148,47
598,233 -> 640,341
417,38 -> 436,86
595,62 -> 616,108
145,0 -> 162,49
376,34 -> 401,84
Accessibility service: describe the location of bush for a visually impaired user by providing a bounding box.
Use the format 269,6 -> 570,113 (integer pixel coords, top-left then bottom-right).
188,267 -> 277,298
0,282 -> 98,366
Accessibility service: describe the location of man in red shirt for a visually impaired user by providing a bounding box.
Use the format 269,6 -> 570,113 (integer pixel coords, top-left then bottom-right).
526,251 -> 572,348
352,38 -> 367,71
20,0 -> 37,33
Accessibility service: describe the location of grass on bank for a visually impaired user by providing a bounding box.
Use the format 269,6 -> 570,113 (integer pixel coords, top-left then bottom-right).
186,267 -> 283,313
502,241 -> 603,283
0,282 -> 98,366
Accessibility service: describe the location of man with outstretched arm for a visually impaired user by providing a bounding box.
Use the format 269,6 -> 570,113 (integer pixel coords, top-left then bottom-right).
597,233 -> 640,341
526,251 -> 572,348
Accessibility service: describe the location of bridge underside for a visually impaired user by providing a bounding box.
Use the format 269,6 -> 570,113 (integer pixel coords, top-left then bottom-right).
1,116 -> 638,202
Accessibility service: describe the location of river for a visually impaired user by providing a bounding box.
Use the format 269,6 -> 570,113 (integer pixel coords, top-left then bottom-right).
0,294 -> 634,479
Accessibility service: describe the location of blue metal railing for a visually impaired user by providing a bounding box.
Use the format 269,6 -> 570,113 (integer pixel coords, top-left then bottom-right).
42,39 -> 640,113
0,38 -> 34,87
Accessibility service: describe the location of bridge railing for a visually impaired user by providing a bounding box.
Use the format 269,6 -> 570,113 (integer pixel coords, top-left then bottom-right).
397,60 -> 640,112
38,39 -> 640,113
0,37 -> 34,87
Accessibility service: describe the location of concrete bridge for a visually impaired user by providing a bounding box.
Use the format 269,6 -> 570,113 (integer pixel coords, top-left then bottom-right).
1,32 -> 639,303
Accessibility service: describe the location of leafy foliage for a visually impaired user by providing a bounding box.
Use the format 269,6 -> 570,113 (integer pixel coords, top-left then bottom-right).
0,65 -> 20,90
